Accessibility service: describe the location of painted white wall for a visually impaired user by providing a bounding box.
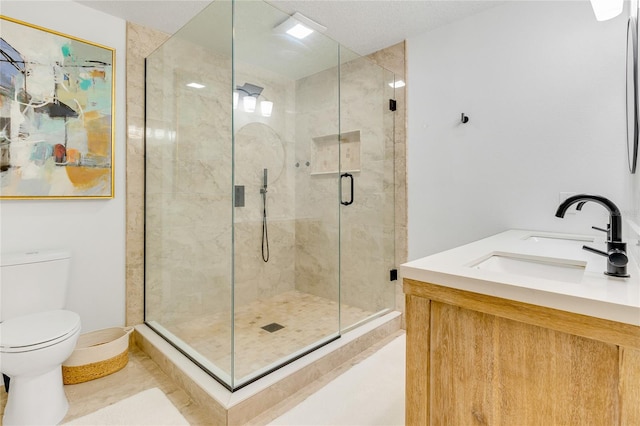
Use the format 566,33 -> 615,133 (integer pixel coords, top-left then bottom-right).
407,1 -> 631,259
0,1 -> 127,332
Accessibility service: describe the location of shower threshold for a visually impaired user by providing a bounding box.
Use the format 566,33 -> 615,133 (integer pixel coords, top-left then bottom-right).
135,311 -> 401,425
145,319 -> 341,391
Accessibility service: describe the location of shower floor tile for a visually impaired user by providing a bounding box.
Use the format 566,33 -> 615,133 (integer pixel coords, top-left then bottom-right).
166,290 -> 373,382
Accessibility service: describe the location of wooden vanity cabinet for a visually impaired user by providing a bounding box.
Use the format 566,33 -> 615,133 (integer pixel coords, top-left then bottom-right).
404,278 -> 640,425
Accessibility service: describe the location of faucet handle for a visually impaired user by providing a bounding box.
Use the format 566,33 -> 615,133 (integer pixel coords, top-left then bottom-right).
582,245 -> 627,263
591,225 -> 610,234
582,243 -> 630,278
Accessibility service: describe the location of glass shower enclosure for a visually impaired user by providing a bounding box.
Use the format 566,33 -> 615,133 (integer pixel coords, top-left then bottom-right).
144,0 -> 397,390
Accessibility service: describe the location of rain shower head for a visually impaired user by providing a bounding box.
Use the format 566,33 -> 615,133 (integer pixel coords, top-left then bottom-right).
235,83 -> 272,115
236,83 -> 263,97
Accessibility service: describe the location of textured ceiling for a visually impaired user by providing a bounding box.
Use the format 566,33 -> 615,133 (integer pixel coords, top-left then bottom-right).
75,0 -> 505,55
268,0 -> 506,54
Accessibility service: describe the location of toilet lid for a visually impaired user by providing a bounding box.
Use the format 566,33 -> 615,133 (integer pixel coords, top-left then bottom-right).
0,310 -> 81,351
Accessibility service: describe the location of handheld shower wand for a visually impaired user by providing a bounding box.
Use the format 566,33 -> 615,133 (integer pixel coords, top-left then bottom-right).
261,168 -> 269,262
261,168 -> 268,193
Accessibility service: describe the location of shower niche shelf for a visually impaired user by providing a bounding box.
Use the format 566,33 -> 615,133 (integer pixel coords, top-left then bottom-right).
311,130 -> 361,175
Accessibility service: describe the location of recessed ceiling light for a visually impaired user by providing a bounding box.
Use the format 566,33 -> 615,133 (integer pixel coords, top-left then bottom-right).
389,80 -> 406,89
187,82 -> 205,89
286,23 -> 314,39
274,12 -> 326,40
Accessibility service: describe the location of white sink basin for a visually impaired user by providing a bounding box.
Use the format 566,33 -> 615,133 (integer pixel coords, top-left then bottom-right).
471,252 -> 586,282
525,234 -> 594,245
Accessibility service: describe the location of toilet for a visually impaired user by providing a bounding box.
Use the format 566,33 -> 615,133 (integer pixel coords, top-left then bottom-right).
0,250 -> 81,426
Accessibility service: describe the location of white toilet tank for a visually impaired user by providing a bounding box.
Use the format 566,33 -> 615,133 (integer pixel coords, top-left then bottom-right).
0,250 -> 71,322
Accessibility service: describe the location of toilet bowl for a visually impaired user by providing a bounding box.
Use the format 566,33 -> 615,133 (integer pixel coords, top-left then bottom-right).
1,310 -> 81,426
1,249 -> 81,424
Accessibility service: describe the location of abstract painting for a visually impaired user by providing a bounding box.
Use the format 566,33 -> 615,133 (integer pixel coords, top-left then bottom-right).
0,16 -> 115,199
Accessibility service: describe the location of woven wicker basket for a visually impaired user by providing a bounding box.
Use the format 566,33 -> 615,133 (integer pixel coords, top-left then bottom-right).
62,326 -> 133,385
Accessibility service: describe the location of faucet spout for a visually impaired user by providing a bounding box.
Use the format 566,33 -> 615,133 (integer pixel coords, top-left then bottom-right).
555,194 -> 629,278
555,194 -> 622,242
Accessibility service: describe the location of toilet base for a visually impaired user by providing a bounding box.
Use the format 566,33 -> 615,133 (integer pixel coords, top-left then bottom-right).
2,367 -> 69,426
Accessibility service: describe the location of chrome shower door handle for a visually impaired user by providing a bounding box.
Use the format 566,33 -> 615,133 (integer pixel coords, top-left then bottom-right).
340,173 -> 354,206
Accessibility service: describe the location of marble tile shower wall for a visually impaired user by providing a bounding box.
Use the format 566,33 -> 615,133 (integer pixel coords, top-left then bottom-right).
294,57 -> 395,313
126,22 -> 170,326
233,67 -> 298,307
145,36 -> 234,325
127,20 -> 408,328
146,37 -> 303,325
293,65 -> 341,303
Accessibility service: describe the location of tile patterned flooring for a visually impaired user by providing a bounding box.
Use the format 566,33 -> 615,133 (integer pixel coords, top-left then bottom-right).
162,290 -> 374,382
1,331 -> 405,426
0,345 -> 213,425
0,292 -> 384,424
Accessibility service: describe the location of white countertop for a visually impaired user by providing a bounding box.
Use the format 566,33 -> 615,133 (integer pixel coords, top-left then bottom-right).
401,230 -> 640,326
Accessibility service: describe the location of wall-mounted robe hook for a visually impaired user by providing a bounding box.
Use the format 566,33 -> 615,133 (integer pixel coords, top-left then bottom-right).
461,113 -> 469,124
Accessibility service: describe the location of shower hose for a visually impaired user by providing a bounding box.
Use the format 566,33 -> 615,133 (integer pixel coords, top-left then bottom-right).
261,189 -> 269,262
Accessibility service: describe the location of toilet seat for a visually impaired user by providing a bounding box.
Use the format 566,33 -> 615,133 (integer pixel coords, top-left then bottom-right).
0,310 -> 81,353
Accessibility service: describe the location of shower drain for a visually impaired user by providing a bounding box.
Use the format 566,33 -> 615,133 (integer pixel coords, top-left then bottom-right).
261,323 -> 284,333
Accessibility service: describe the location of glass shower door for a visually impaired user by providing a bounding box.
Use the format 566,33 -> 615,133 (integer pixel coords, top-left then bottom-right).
339,49 -> 396,331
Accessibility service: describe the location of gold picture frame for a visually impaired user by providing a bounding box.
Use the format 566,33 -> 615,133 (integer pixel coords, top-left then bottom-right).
0,15 -> 115,199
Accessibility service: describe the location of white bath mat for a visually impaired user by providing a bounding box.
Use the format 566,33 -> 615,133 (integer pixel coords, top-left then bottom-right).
63,387 -> 190,425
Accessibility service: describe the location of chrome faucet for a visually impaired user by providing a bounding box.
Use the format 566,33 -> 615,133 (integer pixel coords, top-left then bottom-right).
555,194 -> 629,278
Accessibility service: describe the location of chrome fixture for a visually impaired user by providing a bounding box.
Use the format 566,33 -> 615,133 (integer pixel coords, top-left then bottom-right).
555,194 -> 629,278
